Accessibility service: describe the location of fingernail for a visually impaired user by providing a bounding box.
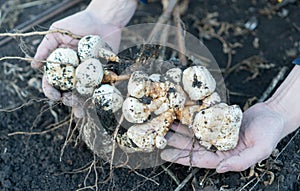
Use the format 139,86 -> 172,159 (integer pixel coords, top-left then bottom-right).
216,165 -> 229,173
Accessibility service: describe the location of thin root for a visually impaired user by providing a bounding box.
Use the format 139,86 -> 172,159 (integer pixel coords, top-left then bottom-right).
0,29 -> 82,39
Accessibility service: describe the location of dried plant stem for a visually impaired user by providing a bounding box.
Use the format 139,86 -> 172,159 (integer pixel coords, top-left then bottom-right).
16,0 -> 58,9
129,168 -> 159,186
258,66 -> 289,102
173,6 -> 187,66
161,164 -> 180,185
110,114 -> 124,172
147,0 -> 178,43
0,29 -> 82,39
0,56 -> 37,63
238,177 -> 257,191
245,129 -> 300,191
0,98 -> 48,112
174,168 -> 199,191
60,110 -> 76,161
199,170 -> 210,186
8,115 -> 70,136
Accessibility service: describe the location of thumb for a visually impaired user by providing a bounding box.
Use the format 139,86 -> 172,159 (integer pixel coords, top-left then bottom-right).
42,75 -> 61,101
31,33 -> 60,68
100,24 -> 122,53
216,146 -> 271,173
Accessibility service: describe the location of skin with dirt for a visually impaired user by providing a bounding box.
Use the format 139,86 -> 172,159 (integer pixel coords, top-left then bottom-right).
0,0 -> 299,190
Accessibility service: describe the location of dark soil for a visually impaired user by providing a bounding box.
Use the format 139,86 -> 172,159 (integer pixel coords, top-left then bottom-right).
0,0 -> 300,190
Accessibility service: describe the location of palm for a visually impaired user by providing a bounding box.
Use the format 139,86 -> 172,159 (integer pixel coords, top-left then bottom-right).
33,10 -> 121,68
32,10 -> 122,117
161,102 -> 285,172
216,103 -> 284,172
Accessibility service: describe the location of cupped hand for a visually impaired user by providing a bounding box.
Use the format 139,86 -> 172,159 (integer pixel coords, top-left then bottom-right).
161,102 -> 286,173
32,10 -> 122,118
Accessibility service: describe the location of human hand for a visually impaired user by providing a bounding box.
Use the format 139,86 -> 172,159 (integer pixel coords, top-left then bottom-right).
31,0 -> 137,118
161,102 -> 285,172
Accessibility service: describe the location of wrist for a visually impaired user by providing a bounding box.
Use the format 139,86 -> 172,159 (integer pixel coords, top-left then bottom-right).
264,99 -> 290,139
265,65 -> 300,138
86,0 -> 137,28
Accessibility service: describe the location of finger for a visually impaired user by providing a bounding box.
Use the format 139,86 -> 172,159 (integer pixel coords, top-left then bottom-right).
42,75 -> 61,101
62,92 -> 81,107
31,33 -> 60,68
74,107 -> 84,118
216,146 -> 271,173
58,39 -> 79,50
62,92 -> 85,118
161,148 -> 223,169
170,123 -> 194,137
166,132 -> 200,150
101,24 -> 121,53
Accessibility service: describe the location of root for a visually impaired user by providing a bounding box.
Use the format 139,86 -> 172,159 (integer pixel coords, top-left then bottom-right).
161,164 -> 180,185
30,102 -> 52,130
0,29 -> 82,39
0,97 -> 48,112
108,114 -> 125,179
174,168 -> 199,191
188,137 -> 197,170
81,154 -> 99,191
60,109 -> 75,161
8,115 -> 70,136
129,167 -> 160,186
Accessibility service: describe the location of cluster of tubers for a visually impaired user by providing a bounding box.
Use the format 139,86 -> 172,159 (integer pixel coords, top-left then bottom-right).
44,35 -> 243,154
118,66 -> 242,152
44,35 -> 124,111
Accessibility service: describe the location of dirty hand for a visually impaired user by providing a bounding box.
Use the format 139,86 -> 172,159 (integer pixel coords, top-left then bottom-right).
216,65 -> 300,172
31,0 -> 137,118
162,65 -> 300,172
160,102 -> 285,172
215,102 -> 285,173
